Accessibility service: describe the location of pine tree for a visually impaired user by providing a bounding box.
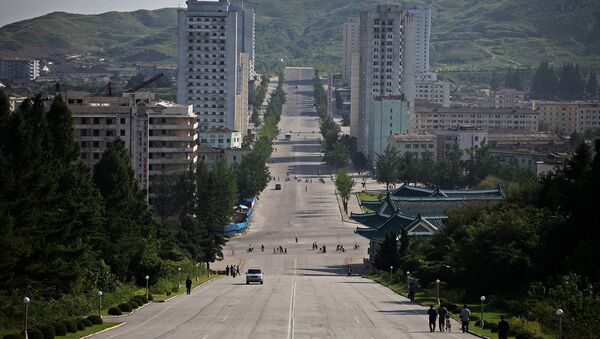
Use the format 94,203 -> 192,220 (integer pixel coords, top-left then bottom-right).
46,95 -> 79,164
490,71 -> 500,90
375,144 -> 400,191
504,68 -> 514,88
586,70 -> 598,98
531,61 -> 559,99
237,151 -> 271,199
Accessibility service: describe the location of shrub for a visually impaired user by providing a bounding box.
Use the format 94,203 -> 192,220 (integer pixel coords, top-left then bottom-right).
171,287 -> 179,293
128,300 -> 139,309
118,302 -> 132,313
441,302 -> 458,313
76,318 -> 87,330
87,314 -> 103,325
470,315 -> 480,322
147,293 -> 153,301
511,317 -> 543,339
82,318 -> 93,327
64,319 -> 78,333
108,306 -> 122,316
140,295 -> 148,303
52,322 -> 67,336
38,324 -> 56,339
133,295 -> 147,304
21,328 -> 43,339
3,334 -> 24,339
166,291 -> 171,296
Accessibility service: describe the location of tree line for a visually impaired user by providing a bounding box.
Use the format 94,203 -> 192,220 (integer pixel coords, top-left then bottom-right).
375,143 -> 535,191
374,140 -> 600,337
491,62 -> 598,99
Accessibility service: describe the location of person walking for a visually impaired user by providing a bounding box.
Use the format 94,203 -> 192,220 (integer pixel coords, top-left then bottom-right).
438,305 -> 448,332
185,276 -> 192,295
231,265 -> 236,278
460,304 -> 471,333
497,315 -> 510,339
428,305 -> 438,332
236,266 -> 240,275
225,265 -> 230,276
445,313 -> 452,332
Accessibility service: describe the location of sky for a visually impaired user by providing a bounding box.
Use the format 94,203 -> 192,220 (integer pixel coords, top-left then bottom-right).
0,0 -> 186,27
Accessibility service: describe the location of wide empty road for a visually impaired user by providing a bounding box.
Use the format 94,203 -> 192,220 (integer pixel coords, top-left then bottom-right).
97,67 -> 468,339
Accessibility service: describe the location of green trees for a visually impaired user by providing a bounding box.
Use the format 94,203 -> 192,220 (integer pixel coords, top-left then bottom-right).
237,151 -> 271,199
375,145 -> 400,191
313,70 -> 328,117
504,68 -> 524,90
558,63 -> 584,98
585,70 -> 598,98
374,232 -> 401,272
335,169 -> 354,213
530,61 -> 559,99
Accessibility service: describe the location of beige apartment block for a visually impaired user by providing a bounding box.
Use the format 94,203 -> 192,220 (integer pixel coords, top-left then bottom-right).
388,132 -> 437,160
414,105 -> 539,132
489,88 -> 525,108
533,100 -> 600,134
66,91 -> 197,192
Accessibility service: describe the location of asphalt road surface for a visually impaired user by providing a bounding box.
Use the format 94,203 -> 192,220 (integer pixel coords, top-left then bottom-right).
96,67 -> 468,339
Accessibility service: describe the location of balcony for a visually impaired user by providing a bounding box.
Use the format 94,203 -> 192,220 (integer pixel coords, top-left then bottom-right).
149,145 -> 198,153
149,135 -> 198,142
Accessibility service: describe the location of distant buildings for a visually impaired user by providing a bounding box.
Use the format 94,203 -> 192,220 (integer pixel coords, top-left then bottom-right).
489,88 -> 525,108
533,100 -> 600,134
388,132 -> 437,160
176,0 -> 254,143
415,73 -> 449,107
406,5 -> 431,75
0,59 -> 40,81
356,4 -> 417,162
136,64 -> 177,79
341,19 -> 359,85
65,91 -> 197,192
367,95 -> 410,159
414,104 -> 539,132
198,126 -> 242,149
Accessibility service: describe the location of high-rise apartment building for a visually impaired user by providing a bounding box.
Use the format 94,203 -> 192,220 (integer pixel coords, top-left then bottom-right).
177,0 -> 253,138
357,4 -> 416,159
0,59 -> 40,81
66,92 -> 197,192
407,5 -> 431,74
342,19 -> 359,85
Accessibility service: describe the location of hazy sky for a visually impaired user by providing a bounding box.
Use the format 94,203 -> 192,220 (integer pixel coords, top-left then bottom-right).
0,0 -> 187,27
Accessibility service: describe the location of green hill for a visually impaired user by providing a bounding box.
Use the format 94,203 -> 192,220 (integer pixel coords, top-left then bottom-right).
0,0 -> 598,71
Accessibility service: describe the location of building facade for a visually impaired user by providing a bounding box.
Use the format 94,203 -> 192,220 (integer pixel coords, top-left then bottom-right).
415,73 -> 449,107
415,105 -> 539,132
342,19 -> 360,85
388,132 -> 437,160
533,100 -> 600,134
0,59 -> 40,81
406,5 -> 431,74
198,126 -> 242,148
358,4 -> 416,158
177,0 -> 252,137
350,54 -> 360,139
66,91 -> 197,191
489,88 -> 525,108
367,95 -> 409,161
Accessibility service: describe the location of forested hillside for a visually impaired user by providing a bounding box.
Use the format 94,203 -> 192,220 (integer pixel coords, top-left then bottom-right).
0,0 -> 598,70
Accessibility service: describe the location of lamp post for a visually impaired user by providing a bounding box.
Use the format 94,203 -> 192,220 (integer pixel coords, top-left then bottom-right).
23,297 -> 30,339
556,308 -> 564,339
436,279 -> 441,305
480,296 -> 486,328
406,271 -> 411,301
145,276 -> 149,300
195,263 -> 200,282
98,291 -> 103,318
178,267 -> 182,290
390,266 -> 393,278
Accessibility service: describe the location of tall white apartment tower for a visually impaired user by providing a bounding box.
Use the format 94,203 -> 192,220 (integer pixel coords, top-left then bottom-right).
342,19 -> 359,85
357,4 -> 416,157
407,5 -> 430,74
177,0 -> 252,135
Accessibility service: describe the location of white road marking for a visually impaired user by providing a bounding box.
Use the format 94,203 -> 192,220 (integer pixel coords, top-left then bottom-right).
201,335 -> 208,339
222,315 -> 228,322
287,258 -> 297,339
354,316 -> 360,324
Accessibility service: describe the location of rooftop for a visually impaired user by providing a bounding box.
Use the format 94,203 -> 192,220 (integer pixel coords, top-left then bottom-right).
390,133 -> 435,142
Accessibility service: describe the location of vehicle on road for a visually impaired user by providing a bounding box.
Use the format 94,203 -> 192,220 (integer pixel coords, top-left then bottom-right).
246,267 -> 264,284
285,133 -> 291,140
275,183 -> 282,190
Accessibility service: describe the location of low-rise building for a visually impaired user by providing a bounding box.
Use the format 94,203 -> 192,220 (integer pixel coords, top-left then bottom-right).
66,91 -> 197,191
489,88 -> 525,108
415,73 -> 449,107
487,131 -> 566,152
388,132 -> 437,160
198,126 -> 242,149
197,145 -> 250,166
415,104 -> 539,132
0,59 -> 40,81
489,148 -> 547,169
432,126 -> 488,160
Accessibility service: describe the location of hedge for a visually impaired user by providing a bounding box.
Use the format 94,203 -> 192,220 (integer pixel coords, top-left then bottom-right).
108,306 -> 122,315
76,318 -> 86,330
63,319 -> 78,333
38,324 -> 56,339
87,314 -> 103,325
52,322 -> 67,336
118,303 -> 132,313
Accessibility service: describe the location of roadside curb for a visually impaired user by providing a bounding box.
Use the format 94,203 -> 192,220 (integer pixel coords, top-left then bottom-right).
160,275 -> 222,303
334,190 -> 359,224
467,330 -> 489,339
102,299 -> 152,319
80,322 -> 126,338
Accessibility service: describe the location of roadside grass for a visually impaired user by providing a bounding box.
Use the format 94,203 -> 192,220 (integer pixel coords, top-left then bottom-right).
61,322 -> 121,339
148,274 -> 220,303
356,191 -> 383,202
367,273 -> 554,339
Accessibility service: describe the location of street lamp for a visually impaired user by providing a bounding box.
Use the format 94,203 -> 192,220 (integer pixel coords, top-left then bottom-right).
480,296 -> 486,328
195,263 -> 200,282
406,271 -> 411,301
436,279 -> 441,305
98,291 -> 103,318
145,276 -> 149,300
23,297 -> 30,339
178,267 -> 182,290
390,266 -> 393,277
556,308 -> 564,339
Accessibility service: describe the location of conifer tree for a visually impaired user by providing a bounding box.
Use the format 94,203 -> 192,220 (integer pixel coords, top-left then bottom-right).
46,95 -> 79,164
586,70 -> 598,97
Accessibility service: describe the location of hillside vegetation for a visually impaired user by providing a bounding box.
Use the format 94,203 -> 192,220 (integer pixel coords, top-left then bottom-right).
0,0 -> 598,70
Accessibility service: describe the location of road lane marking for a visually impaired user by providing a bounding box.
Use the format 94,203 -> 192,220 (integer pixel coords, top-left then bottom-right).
287,280 -> 297,339
222,315 -> 228,322
201,335 -> 208,339
354,316 -> 360,324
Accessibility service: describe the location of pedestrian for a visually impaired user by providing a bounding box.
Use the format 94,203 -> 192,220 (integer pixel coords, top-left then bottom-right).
225,265 -> 230,276
231,265 -> 236,278
428,305 -> 438,332
408,284 -> 415,302
497,315 -> 510,339
185,276 -> 192,295
284,248 -> 287,254
274,248 -> 276,254
460,304 -> 471,333
446,313 -> 452,332
438,305 -> 448,332
261,244 -> 264,252
236,266 -> 240,275
295,234 -> 298,243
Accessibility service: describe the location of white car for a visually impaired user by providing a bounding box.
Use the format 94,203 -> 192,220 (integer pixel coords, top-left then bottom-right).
246,267 -> 264,284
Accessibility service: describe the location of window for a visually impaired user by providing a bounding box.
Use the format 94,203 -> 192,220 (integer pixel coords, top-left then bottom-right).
120,129 -> 126,136
93,153 -> 100,160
